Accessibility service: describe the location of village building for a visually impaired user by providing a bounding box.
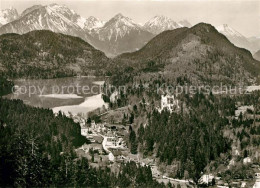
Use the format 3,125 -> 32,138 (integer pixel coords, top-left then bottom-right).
91,120 -> 97,129
81,126 -> 89,136
106,137 -> 117,147
243,157 -> 252,164
105,136 -> 124,148
198,174 -> 215,185
231,145 -> 240,156
81,120 -> 107,136
108,153 -> 115,162
241,181 -> 247,188
81,143 -> 103,154
253,180 -> 260,188
255,172 -> 260,179
228,158 -> 235,169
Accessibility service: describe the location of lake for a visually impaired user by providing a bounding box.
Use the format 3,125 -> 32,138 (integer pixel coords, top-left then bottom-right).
4,77 -> 107,116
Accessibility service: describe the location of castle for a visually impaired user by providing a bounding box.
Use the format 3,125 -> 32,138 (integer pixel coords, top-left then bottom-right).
160,94 -> 180,113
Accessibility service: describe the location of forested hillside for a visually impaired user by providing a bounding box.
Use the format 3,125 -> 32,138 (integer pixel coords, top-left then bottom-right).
105,83 -> 260,184
0,98 -> 86,185
0,30 -> 109,78
0,79 -> 166,187
127,93 -> 232,183
103,22 -> 260,182
113,23 -> 260,86
0,76 -> 13,96
104,78 -> 260,184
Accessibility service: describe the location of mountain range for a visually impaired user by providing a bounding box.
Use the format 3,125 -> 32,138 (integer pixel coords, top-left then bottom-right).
0,18 -> 259,85
0,4 -> 259,58
0,4 -> 93,44
0,4 -> 192,56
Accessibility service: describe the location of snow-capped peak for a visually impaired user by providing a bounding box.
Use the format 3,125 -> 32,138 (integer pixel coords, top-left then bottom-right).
114,13 -> 124,19
154,15 -> 172,21
146,15 -> 177,26
104,13 -> 140,28
0,7 -> 19,26
0,3 -> 88,36
43,4 -> 83,30
84,16 -> 105,30
41,4 -> 89,30
76,16 -> 87,29
45,4 -> 77,18
93,13 -> 145,42
20,5 -> 43,17
88,16 -> 99,22
216,24 -> 244,38
143,15 -> 181,34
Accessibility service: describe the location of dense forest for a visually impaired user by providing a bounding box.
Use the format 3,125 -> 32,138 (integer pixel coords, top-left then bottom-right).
0,98 -> 85,186
0,78 -> 168,187
105,70 -> 260,184
137,93 -> 232,183
0,31 -> 109,78
0,76 -> 13,96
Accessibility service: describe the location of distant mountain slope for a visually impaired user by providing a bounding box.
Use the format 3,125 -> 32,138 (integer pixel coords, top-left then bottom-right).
143,16 -> 192,35
116,23 -> 260,85
216,24 -> 255,53
179,19 -> 192,27
118,27 -> 188,60
0,7 -> 19,26
20,5 -> 43,17
0,4 -> 94,44
254,50 -> 260,61
0,30 -> 109,78
90,13 -> 155,56
248,36 -> 260,53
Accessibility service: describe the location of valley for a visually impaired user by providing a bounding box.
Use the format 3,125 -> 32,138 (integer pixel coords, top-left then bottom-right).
0,2 -> 260,187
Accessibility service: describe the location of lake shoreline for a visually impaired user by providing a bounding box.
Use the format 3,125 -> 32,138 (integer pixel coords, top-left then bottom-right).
4,77 -> 107,113
52,93 -> 108,117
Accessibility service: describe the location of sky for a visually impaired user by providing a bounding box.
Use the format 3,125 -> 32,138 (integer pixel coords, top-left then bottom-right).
0,0 -> 259,37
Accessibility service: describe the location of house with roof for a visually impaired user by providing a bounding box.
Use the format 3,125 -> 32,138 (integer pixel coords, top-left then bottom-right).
81,126 -> 89,136
243,157 -> 252,164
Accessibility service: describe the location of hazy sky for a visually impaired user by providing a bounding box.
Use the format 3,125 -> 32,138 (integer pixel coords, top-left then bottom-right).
0,0 -> 259,37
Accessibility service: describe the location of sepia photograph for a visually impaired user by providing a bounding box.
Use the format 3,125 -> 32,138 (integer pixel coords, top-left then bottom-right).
0,0 -> 260,187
